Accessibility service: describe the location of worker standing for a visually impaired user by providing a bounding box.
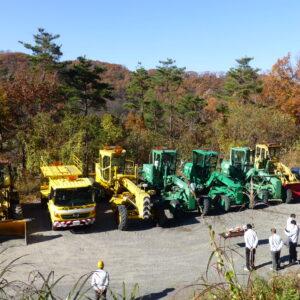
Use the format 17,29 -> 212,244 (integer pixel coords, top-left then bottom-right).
244,224 -> 258,272
284,220 -> 299,265
286,214 -> 296,231
91,260 -> 109,300
268,228 -> 283,271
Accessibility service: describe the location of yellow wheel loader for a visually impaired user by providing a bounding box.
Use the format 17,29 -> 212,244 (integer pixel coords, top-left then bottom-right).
0,160 -> 27,243
40,156 -> 96,230
254,143 -> 300,203
94,146 -> 156,230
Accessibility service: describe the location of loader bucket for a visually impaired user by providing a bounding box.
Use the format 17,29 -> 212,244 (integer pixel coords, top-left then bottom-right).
0,219 -> 28,245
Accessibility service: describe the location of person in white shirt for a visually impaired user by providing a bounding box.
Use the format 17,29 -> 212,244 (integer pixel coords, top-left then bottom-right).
91,260 -> 109,300
244,224 -> 258,271
286,214 -> 296,232
284,220 -> 299,264
269,228 -> 283,271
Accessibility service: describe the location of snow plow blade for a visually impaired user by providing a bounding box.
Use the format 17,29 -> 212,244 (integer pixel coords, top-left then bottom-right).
0,219 -> 28,245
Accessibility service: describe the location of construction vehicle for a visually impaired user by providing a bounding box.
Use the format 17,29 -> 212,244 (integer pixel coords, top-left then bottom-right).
0,160 -> 27,243
141,148 -> 247,217
94,146 -> 154,230
183,149 -> 246,214
142,147 -> 199,217
254,143 -> 300,203
221,147 -> 282,204
40,156 -> 96,230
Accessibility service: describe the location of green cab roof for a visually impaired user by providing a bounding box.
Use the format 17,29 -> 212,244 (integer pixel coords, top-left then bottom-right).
231,147 -> 251,151
152,149 -> 177,154
193,149 -> 218,156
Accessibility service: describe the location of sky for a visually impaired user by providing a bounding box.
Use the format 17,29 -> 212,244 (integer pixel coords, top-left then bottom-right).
1,0 -> 300,73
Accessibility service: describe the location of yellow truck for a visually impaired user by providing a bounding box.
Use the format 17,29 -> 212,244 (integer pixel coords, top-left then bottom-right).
40,157 -> 96,230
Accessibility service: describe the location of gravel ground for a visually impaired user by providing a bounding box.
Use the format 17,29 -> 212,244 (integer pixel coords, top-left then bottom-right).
1,199 -> 300,299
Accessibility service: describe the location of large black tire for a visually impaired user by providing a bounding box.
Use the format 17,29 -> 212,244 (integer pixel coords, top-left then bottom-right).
11,204 -> 23,220
10,191 -> 20,205
155,206 -> 167,227
201,197 -> 210,216
117,205 -> 128,231
262,190 -> 269,204
40,196 -> 48,209
285,188 -> 293,204
221,195 -> 231,212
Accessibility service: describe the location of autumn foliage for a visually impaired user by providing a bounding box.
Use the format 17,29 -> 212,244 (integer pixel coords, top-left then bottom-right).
0,29 -> 300,172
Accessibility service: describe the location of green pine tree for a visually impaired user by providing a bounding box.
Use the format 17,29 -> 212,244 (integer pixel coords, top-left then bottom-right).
152,59 -> 185,137
125,63 -> 151,118
222,57 -> 263,104
19,28 -> 65,73
61,56 -> 113,116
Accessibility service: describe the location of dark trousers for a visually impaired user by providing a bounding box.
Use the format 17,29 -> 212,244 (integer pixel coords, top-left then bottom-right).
95,289 -> 107,300
271,251 -> 281,269
289,242 -> 297,263
246,248 -> 256,270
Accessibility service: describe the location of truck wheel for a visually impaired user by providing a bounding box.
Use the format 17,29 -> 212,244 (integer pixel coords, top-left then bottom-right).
201,197 -> 210,216
221,195 -> 231,212
156,206 -> 167,227
117,205 -> 128,231
285,188 -> 293,204
40,196 -> 48,209
262,190 -> 269,204
11,204 -> 23,220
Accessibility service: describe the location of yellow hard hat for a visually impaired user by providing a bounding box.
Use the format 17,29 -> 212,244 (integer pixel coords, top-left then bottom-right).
97,260 -> 104,269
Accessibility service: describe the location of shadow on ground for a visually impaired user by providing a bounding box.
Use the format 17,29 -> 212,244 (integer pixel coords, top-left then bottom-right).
135,288 -> 175,300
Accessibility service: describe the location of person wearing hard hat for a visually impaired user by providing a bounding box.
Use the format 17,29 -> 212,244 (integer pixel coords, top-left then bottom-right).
91,260 -> 109,300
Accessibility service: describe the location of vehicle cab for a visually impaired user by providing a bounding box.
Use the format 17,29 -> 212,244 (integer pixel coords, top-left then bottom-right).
40,160 -> 96,229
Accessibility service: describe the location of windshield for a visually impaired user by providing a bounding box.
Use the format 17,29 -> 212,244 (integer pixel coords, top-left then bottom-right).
268,147 -> 280,160
0,163 -> 10,186
54,187 -> 94,207
112,155 -> 125,173
193,153 -> 203,166
232,150 -> 244,167
162,153 -> 176,168
205,154 -> 218,168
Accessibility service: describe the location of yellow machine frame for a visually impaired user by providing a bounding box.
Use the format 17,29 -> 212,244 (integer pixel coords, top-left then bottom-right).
254,143 -> 300,202
0,160 -> 26,244
95,146 -> 153,230
254,143 -> 299,184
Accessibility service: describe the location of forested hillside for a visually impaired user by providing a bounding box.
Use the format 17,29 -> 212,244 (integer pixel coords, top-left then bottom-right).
0,28 -> 300,175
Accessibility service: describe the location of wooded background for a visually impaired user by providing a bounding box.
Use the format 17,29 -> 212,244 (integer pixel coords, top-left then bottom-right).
1,28 -> 300,175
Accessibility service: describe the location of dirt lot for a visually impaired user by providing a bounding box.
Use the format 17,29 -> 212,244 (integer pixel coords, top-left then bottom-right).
1,199 -> 300,299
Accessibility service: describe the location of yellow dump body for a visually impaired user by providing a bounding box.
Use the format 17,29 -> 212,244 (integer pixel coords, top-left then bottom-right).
40,164 -> 82,178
